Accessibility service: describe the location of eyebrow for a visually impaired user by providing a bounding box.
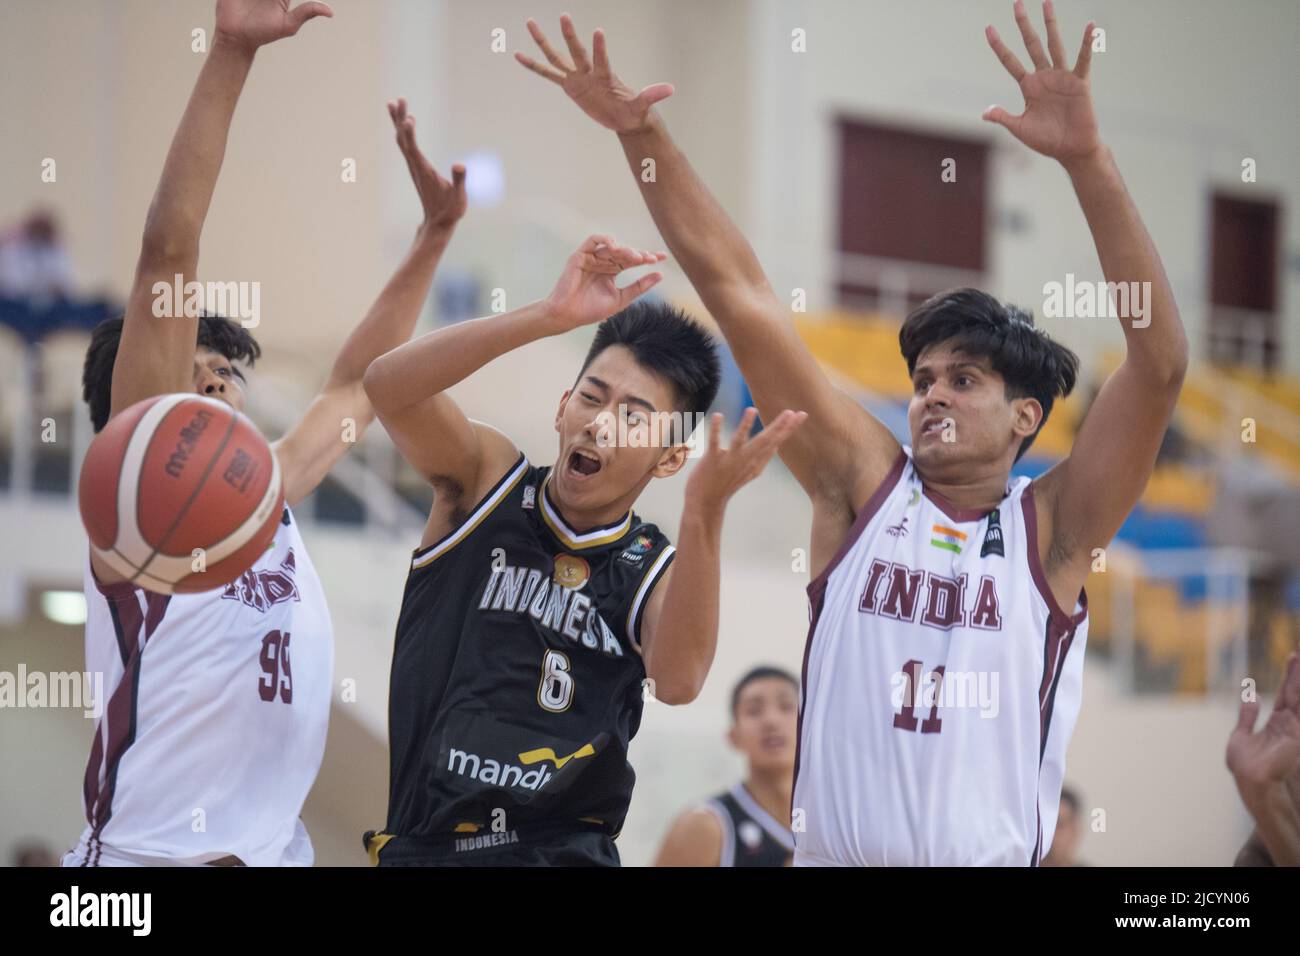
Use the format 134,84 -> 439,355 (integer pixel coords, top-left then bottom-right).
585,375 -> 657,414
913,360 -> 987,378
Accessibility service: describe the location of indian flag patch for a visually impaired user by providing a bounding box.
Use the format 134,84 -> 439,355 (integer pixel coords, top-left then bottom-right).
930,524 -> 967,554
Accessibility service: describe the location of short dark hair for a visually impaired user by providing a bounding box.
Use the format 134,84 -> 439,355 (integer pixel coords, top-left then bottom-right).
577,300 -> 721,433
731,665 -> 800,718
1058,785 -> 1081,816
81,315 -> 262,433
899,288 -> 1079,461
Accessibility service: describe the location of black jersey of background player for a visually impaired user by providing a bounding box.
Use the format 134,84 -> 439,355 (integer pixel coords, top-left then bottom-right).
705,784 -> 795,867
385,454 -> 675,839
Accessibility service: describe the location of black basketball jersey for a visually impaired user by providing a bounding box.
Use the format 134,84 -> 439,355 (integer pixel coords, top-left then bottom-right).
384,454 -> 675,840
705,784 -> 795,867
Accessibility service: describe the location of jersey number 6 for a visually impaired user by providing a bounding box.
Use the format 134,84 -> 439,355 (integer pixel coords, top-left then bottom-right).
538,649 -> 573,713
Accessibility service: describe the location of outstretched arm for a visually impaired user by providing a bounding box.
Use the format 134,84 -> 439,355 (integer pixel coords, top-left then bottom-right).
110,0 -> 331,422
640,408 -> 806,705
362,235 -> 664,541
272,99 -> 466,506
516,16 -> 899,519
983,1 -> 1188,597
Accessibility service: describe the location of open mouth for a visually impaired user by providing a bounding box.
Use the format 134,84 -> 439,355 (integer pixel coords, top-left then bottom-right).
567,448 -> 603,478
921,418 -> 948,438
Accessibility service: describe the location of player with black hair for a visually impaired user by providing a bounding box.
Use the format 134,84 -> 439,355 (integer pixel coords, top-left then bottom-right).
654,665 -> 798,867
521,1 -> 1187,865
360,238 -> 805,866
67,0 -> 466,867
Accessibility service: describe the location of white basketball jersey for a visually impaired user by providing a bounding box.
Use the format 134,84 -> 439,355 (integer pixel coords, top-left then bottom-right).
793,449 -> 1087,866
65,506 -> 333,867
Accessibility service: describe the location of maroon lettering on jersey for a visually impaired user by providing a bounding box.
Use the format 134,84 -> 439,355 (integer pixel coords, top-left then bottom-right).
970,574 -> 1003,630
877,564 -> 925,622
920,572 -> 967,630
858,559 -> 890,613
223,549 -> 302,613
859,563 -> 1003,633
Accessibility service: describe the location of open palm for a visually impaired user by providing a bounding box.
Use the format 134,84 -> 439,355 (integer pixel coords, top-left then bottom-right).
544,236 -> 667,333
984,0 -> 1100,165
1228,654 -> 1300,800
516,15 -> 674,135
214,0 -> 332,51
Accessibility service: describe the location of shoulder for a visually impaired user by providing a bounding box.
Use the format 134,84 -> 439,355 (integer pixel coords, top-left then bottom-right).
653,804 -> 726,867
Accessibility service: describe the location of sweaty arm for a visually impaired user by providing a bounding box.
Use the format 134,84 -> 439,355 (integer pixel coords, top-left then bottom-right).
110,1 -> 331,420
363,236 -> 666,546
515,17 -> 899,540
979,7 -> 1188,606
639,409 -> 805,705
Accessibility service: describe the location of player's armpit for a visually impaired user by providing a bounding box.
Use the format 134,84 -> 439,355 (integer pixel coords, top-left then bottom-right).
1034,358 -> 1183,600
651,806 -> 724,867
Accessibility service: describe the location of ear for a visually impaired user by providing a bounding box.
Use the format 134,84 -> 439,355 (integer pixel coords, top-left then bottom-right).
725,724 -> 740,751
1010,396 -> 1043,441
555,389 -> 572,434
651,443 -> 690,479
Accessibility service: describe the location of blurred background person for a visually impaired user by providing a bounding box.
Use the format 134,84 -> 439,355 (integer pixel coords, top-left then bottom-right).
10,840 -> 58,867
1041,784 -> 1089,866
654,666 -> 798,866
0,210 -> 73,308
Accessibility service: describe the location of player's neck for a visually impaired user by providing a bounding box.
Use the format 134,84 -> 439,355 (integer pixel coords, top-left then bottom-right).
918,466 -> 1012,516
743,769 -> 792,825
544,471 -> 634,534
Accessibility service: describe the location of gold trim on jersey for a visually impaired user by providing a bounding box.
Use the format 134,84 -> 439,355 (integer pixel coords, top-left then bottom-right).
539,474 -> 633,550
411,456 -> 530,570
366,832 -> 394,867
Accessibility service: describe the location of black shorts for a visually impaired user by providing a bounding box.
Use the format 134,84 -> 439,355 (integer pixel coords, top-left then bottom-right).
365,824 -> 620,867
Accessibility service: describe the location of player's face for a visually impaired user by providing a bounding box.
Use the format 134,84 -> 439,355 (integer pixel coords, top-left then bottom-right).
192,347 -> 247,413
553,345 -> 688,511
728,678 -> 799,774
907,344 -> 1039,476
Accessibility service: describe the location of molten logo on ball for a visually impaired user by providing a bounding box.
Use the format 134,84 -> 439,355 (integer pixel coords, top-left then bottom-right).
78,394 -> 284,596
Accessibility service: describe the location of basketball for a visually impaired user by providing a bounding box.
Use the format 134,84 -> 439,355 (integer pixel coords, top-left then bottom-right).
77,393 -> 283,595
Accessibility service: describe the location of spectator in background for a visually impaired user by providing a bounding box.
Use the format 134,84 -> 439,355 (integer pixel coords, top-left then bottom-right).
1041,784 -> 1089,866
11,840 -> 58,867
653,666 -> 798,867
1229,651 -> 1300,866
0,209 -> 73,307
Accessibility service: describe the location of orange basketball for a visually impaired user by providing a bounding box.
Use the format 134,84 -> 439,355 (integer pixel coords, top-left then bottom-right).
78,393 -> 284,595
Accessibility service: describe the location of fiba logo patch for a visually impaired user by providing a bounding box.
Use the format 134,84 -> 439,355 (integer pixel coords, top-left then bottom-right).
981,510 -> 1004,558
739,821 -> 763,851
619,533 -> 654,565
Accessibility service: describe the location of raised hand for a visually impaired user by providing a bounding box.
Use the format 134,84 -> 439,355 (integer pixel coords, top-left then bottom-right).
214,0 -> 332,52
515,15 -> 674,135
388,98 -> 467,235
686,408 -> 808,512
1228,653 -> 1300,808
983,0 -> 1101,166
543,235 -> 666,333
